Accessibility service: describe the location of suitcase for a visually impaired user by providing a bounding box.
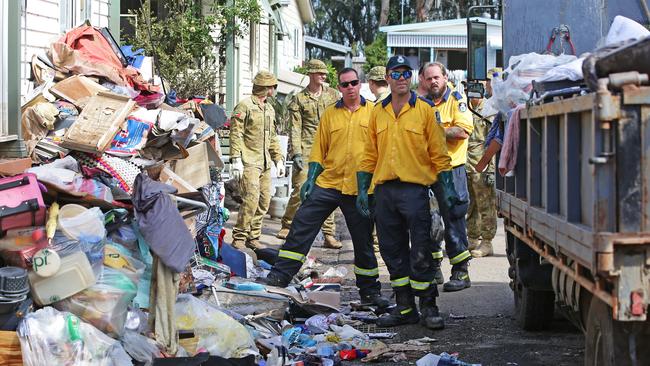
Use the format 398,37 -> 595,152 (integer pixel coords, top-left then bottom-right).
0,174 -> 46,233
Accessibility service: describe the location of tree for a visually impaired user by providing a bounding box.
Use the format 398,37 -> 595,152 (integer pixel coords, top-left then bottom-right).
416,0 -> 435,22
125,0 -> 260,100
363,33 -> 387,73
379,0 -> 390,26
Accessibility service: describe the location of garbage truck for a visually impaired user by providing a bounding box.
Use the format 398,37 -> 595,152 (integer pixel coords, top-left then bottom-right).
467,1 -> 650,365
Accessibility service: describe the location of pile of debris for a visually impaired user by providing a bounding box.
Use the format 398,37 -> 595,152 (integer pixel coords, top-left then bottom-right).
0,23 -> 481,366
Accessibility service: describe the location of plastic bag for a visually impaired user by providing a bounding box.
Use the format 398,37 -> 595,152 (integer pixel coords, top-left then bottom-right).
54,266 -> 137,338
490,52 -> 577,113
104,243 -> 145,286
58,207 -> 106,243
121,330 -> 161,366
175,294 -> 258,358
18,306 -> 131,366
50,231 -> 105,278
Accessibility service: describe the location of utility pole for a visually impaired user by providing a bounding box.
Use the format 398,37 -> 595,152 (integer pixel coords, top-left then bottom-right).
401,0 -> 405,24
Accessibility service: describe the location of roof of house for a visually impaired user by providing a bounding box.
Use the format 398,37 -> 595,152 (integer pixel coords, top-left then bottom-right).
380,17 -> 501,33
304,36 -> 352,54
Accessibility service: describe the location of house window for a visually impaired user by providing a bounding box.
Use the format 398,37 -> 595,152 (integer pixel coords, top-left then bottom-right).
293,27 -> 299,58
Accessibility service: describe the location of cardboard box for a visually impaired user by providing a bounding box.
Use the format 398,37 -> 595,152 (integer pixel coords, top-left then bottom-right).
159,167 -> 197,194
0,158 -> 32,176
50,75 -> 109,108
171,143 -> 211,189
61,91 -> 136,154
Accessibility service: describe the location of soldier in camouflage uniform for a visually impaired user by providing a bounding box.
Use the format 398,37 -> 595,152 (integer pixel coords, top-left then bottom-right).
276,59 -> 342,249
230,71 -> 286,251
466,70 -> 500,258
367,66 -> 390,102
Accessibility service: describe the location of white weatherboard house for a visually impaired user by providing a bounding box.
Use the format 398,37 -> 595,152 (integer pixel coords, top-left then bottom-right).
380,17 -> 503,80
1,0 -> 118,156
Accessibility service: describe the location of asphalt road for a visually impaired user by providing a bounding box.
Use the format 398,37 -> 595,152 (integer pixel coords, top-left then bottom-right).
224,210 -> 585,365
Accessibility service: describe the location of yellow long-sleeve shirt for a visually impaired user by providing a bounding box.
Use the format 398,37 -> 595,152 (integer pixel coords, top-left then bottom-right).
435,87 -> 474,167
359,91 -> 451,186
310,97 -> 374,195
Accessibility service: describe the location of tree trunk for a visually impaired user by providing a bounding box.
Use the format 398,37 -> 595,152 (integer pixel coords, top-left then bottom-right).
380,0 -> 390,26
416,0 -> 435,22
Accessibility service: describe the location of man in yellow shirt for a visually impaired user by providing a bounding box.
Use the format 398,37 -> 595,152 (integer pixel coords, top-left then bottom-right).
357,55 -> 462,330
425,62 -> 473,292
260,68 -> 389,309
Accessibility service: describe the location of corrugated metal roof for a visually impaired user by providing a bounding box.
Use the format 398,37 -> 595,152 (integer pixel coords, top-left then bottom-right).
304,36 -> 351,53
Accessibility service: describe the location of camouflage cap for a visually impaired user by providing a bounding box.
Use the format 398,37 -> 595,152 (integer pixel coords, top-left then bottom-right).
367,66 -> 386,81
306,59 -> 328,74
487,67 -> 503,80
253,71 -> 278,87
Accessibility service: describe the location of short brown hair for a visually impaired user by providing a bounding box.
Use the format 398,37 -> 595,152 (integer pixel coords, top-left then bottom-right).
419,62 -> 448,77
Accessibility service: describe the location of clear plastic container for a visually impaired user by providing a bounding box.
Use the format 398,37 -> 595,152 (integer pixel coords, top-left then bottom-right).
57,205 -> 106,243
28,250 -> 96,305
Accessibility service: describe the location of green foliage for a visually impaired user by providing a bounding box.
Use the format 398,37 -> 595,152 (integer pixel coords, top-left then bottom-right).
363,33 -> 387,73
268,91 -> 296,135
125,0 -> 260,99
293,63 -> 339,88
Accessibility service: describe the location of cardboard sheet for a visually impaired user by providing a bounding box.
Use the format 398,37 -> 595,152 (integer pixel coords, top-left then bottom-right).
171,143 -> 211,189
50,75 -> 109,107
61,91 -> 136,154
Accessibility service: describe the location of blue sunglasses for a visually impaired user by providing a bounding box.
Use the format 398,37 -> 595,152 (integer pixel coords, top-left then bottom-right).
389,70 -> 413,80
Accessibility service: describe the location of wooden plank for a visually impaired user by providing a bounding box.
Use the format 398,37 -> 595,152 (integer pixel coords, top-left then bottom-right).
521,94 -> 596,119
0,330 -> 23,366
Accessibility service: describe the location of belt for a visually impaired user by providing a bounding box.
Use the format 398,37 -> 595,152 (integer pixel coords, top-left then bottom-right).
452,164 -> 466,169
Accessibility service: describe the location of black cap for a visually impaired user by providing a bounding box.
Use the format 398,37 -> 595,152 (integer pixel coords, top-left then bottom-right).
386,55 -> 412,70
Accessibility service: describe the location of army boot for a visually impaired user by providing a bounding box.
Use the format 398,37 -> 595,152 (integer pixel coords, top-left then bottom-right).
276,227 -> 290,239
468,237 -> 480,251
471,239 -> 493,258
246,238 -> 267,250
231,239 -> 247,250
443,260 -> 471,292
323,235 -> 342,249
376,288 -> 420,327
419,296 -> 445,330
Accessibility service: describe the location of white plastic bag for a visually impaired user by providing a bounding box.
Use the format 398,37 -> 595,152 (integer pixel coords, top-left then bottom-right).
175,294 -> 258,358
18,307 -> 131,366
491,52 -> 577,113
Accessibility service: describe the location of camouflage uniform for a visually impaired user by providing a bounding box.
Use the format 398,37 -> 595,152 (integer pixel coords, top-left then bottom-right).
281,61 -> 340,237
466,98 -> 497,247
230,94 -> 283,244
367,66 -> 390,103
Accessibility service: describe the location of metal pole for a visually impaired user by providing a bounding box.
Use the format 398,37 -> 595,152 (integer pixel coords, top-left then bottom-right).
401,0 -> 404,24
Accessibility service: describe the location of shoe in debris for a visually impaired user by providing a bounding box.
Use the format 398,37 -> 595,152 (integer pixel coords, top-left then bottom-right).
276,227 -> 290,239
257,272 -> 290,288
323,235 -> 342,249
471,239 -> 493,258
232,239 -> 247,250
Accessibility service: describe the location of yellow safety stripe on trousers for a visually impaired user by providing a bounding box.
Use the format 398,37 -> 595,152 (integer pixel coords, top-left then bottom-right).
278,250 -> 306,263
400,307 -> 413,315
450,250 -> 471,265
391,276 -> 410,288
354,265 -> 379,277
431,251 -> 444,260
409,279 -> 431,291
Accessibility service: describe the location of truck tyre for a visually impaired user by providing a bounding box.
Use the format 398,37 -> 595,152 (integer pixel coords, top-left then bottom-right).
513,275 -> 555,330
584,297 -> 650,366
510,232 -> 555,330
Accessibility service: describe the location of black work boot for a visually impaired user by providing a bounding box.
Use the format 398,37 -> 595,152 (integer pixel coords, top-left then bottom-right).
443,260 -> 471,292
419,296 -> 445,330
433,267 -> 444,285
256,271 -> 290,288
360,292 -> 391,309
376,288 -> 420,327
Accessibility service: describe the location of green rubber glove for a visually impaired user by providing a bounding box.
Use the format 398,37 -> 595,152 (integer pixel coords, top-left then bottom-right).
300,162 -> 324,201
436,170 -> 464,212
356,172 -> 373,218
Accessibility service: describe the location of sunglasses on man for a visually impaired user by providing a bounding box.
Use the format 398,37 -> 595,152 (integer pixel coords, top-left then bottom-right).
339,80 -> 360,88
389,70 -> 413,80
